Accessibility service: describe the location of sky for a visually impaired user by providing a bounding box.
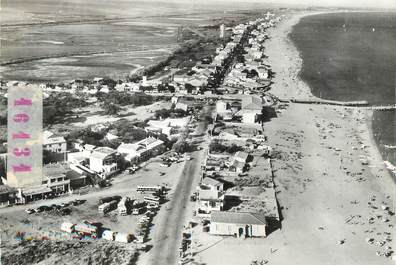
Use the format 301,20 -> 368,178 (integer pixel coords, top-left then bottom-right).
267,0 -> 396,9
182,0 -> 396,9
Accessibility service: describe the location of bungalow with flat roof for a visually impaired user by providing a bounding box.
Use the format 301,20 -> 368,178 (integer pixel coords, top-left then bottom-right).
135,137 -> 165,160
209,211 -> 267,238
196,188 -> 225,216
89,147 -> 119,178
229,151 -> 249,173
117,143 -> 140,164
42,163 -> 71,194
117,137 -> 165,163
175,102 -> 189,112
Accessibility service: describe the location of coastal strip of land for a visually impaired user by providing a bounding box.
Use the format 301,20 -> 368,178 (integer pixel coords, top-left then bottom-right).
194,11 -> 395,265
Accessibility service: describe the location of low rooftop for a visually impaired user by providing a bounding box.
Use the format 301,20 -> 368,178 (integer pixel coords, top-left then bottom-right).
211,211 -> 267,225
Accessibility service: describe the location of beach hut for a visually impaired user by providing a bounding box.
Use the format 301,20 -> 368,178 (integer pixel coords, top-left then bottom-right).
115,233 -> 134,243
61,222 -> 76,234
102,230 -> 116,241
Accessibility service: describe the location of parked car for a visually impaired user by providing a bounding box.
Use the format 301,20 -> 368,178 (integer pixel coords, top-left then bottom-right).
25,208 -> 35,214
59,208 -> 72,216
72,199 -> 85,206
51,204 -> 61,210
36,205 -> 52,212
99,196 -> 122,205
59,202 -> 69,208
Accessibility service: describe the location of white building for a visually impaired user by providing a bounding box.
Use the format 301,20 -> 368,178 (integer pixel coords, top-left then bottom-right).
216,101 -> 228,113
89,147 -> 119,178
210,211 -> 267,238
117,137 -> 165,163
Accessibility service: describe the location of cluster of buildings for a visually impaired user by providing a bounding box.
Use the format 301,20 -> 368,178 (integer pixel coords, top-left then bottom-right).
215,94 -> 275,124
0,96 -> 193,205
193,132 -> 277,238
219,18 -> 276,95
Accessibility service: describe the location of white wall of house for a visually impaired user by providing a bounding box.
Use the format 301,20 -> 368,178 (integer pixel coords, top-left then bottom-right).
209,222 -> 266,237
242,112 -> 258,124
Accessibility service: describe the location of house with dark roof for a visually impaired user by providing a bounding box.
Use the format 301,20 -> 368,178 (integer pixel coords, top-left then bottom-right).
210,211 -> 267,237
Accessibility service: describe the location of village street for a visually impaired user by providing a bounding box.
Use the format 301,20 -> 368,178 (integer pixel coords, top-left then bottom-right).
138,105 -> 213,265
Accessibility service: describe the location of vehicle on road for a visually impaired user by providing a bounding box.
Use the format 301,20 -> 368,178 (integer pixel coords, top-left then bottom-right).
137,185 -> 164,194
25,208 -> 35,214
59,202 -> 69,208
98,196 -> 122,205
59,208 -> 72,216
72,199 -> 86,206
36,205 -> 52,212
98,200 -> 118,215
144,196 -> 162,206
51,204 -> 62,210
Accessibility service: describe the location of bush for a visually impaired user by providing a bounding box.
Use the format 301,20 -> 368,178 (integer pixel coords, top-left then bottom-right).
0,115 -> 6,125
103,103 -> 121,116
154,108 -> 187,119
66,128 -> 105,147
96,91 -> 154,107
209,140 -> 243,154
172,140 -> 190,154
43,93 -> 88,125
0,159 -> 5,178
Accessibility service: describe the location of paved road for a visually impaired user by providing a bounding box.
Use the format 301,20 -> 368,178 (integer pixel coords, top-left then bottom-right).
141,105 -> 213,265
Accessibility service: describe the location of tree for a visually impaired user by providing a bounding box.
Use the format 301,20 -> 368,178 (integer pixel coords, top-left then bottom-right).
0,115 -> 7,125
0,158 -> 5,178
103,103 -> 121,116
101,139 -> 121,149
43,93 -> 88,125
209,140 -> 243,154
172,140 -> 190,154
66,128 -> 105,146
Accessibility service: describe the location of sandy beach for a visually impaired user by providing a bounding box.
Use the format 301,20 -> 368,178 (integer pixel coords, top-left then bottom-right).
193,11 -> 395,265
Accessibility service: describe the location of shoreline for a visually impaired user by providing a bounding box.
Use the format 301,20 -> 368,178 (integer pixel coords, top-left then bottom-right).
266,10 -> 395,183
